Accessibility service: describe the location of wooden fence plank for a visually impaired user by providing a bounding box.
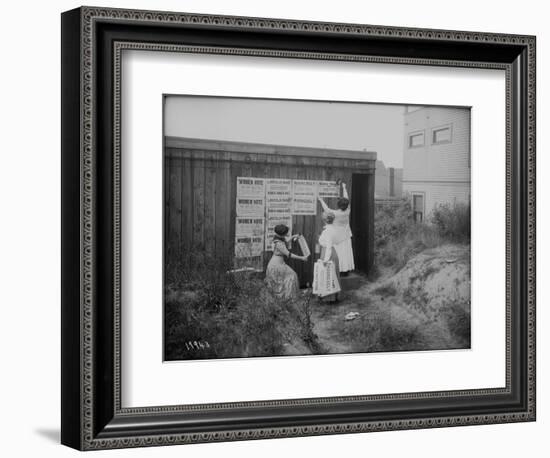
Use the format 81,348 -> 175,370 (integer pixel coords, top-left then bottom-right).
214,151 -> 231,260
192,151 -> 205,249
204,156 -> 216,254
182,156 -> 193,254
168,155 -> 182,255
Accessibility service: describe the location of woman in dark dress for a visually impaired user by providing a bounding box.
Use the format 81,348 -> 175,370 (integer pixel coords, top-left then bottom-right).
265,224 -> 309,300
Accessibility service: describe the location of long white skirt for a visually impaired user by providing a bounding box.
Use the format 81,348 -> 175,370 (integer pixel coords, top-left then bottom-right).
334,238 -> 355,272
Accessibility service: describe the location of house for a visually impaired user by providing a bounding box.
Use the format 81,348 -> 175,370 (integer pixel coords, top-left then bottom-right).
402,106 -> 471,222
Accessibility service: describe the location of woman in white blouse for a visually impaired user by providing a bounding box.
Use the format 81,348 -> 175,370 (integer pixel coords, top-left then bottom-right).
317,212 -> 341,302
318,182 -> 355,275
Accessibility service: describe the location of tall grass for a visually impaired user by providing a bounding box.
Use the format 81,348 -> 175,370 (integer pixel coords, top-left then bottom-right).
336,306 -> 426,353
374,198 -> 470,272
431,202 -> 471,242
165,249 -> 322,360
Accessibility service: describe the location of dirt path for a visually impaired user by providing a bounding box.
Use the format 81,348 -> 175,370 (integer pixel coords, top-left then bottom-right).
310,278 -> 384,354
310,298 -> 368,354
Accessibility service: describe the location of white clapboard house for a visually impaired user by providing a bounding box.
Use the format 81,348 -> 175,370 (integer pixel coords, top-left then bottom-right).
402,106 -> 471,222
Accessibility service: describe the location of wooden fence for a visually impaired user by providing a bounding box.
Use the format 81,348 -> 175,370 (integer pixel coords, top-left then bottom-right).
165,137 -> 376,287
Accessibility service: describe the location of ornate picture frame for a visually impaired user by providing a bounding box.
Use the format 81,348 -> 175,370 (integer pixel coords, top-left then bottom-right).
61,6 -> 536,450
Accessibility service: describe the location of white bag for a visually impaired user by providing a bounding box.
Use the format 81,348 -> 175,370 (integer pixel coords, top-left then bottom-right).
313,260 -> 341,297
297,235 -> 311,258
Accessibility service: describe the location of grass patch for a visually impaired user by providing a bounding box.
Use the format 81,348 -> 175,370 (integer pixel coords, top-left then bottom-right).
408,264 -> 438,283
371,283 -> 397,297
335,306 -> 426,353
165,249 -> 323,360
437,300 -> 471,347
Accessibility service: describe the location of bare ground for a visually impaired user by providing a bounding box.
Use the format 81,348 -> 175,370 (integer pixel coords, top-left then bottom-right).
307,243 -> 471,355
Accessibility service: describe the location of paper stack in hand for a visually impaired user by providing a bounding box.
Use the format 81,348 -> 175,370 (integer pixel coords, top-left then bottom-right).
312,260 -> 341,297
297,235 -> 311,258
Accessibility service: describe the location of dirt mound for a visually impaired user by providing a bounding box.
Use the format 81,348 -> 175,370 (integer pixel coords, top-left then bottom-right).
388,244 -> 470,316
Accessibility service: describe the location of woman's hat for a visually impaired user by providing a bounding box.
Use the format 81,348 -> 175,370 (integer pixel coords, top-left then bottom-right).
274,224 -> 289,236
337,197 -> 350,210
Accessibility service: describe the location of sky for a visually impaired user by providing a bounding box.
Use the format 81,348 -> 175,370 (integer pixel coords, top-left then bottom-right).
164,96 -> 406,168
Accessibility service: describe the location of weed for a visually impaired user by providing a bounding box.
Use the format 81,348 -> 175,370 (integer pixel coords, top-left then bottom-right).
431,202 -> 471,242
374,198 -> 470,273
336,307 -> 425,353
164,249 -> 321,360
437,299 -> 471,347
372,283 -> 397,297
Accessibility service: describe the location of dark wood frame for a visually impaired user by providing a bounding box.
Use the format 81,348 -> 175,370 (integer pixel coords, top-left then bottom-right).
61,6 -> 536,450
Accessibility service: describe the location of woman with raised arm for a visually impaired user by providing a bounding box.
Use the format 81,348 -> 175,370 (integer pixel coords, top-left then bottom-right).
317,182 -> 355,275
265,224 -> 309,300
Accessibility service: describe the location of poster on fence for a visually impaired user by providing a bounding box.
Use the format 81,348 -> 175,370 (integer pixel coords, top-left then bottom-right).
235,217 -> 264,237
265,179 -> 292,213
236,177 -> 265,216
236,197 -> 265,217
234,178 -> 265,271
234,235 -> 264,258
265,214 -> 293,251
292,179 -> 317,215
317,180 -> 340,198
236,177 -> 265,197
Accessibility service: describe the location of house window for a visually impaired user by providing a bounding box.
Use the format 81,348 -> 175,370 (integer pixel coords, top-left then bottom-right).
408,131 -> 424,148
412,194 -> 424,222
432,125 -> 452,144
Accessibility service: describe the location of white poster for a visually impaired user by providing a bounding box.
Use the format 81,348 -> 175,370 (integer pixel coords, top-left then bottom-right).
236,197 -> 265,216
234,235 -> 264,258
265,214 -> 293,251
235,217 -> 265,237
265,179 -> 292,213
236,177 -> 265,216
235,178 -> 266,269
236,177 -> 265,197
317,180 -> 340,198
292,179 -> 318,215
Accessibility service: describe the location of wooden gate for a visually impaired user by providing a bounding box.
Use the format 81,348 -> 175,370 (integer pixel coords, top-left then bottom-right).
165,137 -> 376,287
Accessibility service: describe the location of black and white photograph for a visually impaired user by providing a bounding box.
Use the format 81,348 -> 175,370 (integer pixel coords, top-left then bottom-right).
2,0 -> 544,454
163,96 -> 471,361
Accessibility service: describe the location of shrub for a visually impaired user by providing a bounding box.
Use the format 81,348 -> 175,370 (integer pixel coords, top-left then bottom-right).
375,202 -> 442,272
374,197 -> 414,251
431,202 -> 471,242
374,198 -> 469,272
